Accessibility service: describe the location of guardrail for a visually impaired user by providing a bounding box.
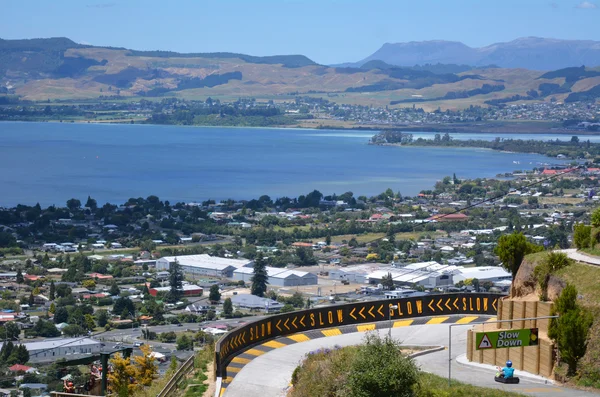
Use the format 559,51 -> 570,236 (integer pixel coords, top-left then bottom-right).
215,292 -> 502,378
157,354 -> 196,397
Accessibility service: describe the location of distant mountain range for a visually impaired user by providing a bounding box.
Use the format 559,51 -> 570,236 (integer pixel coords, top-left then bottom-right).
342,37 -> 600,70
1,37 -> 600,109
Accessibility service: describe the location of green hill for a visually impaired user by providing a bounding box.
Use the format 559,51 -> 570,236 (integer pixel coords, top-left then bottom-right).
1,37 -> 599,109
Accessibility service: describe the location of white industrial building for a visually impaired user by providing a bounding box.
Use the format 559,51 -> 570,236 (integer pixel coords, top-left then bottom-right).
329,268 -> 369,284
0,338 -> 104,363
156,254 -> 252,278
452,266 -> 512,284
233,266 -> 318,287
367,261 -> 512,290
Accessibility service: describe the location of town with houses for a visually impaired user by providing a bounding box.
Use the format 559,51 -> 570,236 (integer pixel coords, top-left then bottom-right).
1,96 -> 599,130
0,163 -> 598,395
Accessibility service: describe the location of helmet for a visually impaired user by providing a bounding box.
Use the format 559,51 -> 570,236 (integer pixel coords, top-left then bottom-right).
506,360 -> 512,367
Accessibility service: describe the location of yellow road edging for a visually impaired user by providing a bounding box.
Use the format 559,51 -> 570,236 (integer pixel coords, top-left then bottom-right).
321,328 -> 342,337
287,333 -> 311,343
262,340 -> 287,349
357,324 -> 376,332
426,316 -> 450,324
455,316 -> 479,324
393,319 -> 414,328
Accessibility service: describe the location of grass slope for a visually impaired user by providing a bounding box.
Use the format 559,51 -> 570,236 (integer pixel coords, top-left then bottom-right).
554,261 -> 600,388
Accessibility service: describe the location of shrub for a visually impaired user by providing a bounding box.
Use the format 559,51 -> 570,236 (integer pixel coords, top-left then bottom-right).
592,227 -> 600,246
534,252 -> 572,301
573,223 -> 592,249
345,333 -> 419,397
591,207 -> 600,228
549,284 -> 594,376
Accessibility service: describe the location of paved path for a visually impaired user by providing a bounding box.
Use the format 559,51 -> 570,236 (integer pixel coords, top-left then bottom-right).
223,324 -> 600,397
562,248 -> 600,266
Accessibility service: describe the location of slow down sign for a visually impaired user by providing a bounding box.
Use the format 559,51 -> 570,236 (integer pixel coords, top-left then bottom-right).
475,328 -> 539,350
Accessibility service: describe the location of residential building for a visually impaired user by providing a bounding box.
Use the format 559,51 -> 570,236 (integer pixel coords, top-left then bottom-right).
148,284 -> 203,297
230,294 -> 284,312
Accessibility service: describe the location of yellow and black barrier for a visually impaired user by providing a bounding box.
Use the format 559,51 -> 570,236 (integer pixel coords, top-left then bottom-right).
214,292 -> 501,378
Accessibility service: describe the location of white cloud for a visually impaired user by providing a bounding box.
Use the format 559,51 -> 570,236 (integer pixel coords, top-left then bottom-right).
575,1 -> 597,8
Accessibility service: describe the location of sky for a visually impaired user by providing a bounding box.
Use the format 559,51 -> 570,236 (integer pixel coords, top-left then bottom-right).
0,0 -> 598,65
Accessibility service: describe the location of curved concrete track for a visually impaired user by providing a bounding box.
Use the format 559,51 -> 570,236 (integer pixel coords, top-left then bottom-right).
223,323 -> 600,397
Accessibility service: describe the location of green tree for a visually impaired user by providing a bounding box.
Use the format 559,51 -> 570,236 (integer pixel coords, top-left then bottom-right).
85,196 -> 98,211
54,306 -> 69,324
1,322 -> 20,340
495,232 -> 543,278
591,207 -> 600,228
573,223 -> 592,249
66,198 -> 81,211
251,252 -> 269,297
96,310 -> 109,327
16,270 -> 24,284
381,272 -> 394,290
549,284 -> 593,376
84,314 -> 96,330
63,324 -> 86,337
223,298 -> 233,317
280,304 -> 294,313
206,310 -> 216,321
208,284 -> 221,303
49,280 -> 56,300
295,247 -> 317,266
168,259 -> 184,303
10,344 -> 29,365
0,341 -> 14,361
113,297 -> 135,317
176,334 -> 192,351
110,281 -> 120,296
28,292 -> 34,306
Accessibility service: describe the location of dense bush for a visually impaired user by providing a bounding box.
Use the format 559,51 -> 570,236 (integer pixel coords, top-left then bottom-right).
573,223 -> 592,249
534,252 -> 572,300
549,284 -> 594,376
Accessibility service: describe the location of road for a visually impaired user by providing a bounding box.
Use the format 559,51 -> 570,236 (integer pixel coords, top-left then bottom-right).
562,248 -> 600,266
223,324 -> 600,397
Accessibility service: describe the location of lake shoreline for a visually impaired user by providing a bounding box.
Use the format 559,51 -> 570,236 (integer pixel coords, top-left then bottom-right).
2,119 -> 600,136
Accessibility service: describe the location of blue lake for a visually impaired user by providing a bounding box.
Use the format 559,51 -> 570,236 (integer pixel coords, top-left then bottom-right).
0,122 -> 570,206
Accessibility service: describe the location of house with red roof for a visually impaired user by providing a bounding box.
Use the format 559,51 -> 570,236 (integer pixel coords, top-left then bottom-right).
9,364 -> 36,373
541,169 -> 558,175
